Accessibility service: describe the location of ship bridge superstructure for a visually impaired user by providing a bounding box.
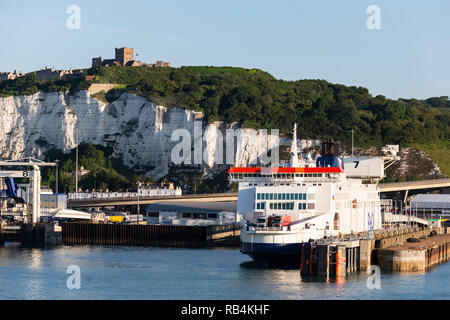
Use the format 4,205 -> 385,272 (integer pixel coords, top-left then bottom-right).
229,166 -> 345,184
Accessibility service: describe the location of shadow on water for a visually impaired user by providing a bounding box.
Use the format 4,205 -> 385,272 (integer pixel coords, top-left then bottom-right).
300,275 -> 348,284
2,242 -> 21,248
239,260 -> 356,285
208,246 -> 241,251
239,260 -> 298,271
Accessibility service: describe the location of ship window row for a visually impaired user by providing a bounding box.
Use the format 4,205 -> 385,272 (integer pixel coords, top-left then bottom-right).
291,203 -> 314,210
256,203 -> 266,210
270,202 -> 295,210
256,202 -> 315,210
282,173 -> 325,178
231,173 -> 328,179
257,193 -> 314,201
181,213 -> 217,219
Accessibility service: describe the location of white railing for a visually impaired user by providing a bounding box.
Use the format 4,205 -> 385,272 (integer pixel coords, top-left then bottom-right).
68,189 -> 181,200
246,225 -> 286,232
230,175 -> 340,183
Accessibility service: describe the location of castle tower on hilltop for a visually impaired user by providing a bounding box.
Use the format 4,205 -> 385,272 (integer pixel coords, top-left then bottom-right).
91,47 -> 170,68
115,47 -> 134,66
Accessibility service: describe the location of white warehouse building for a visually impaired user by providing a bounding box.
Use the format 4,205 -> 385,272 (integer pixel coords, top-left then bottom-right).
68,183 -> 182,200
410,194 -> 450,215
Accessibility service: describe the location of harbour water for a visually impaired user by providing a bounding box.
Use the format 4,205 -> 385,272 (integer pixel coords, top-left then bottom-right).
0,243 -> 449,300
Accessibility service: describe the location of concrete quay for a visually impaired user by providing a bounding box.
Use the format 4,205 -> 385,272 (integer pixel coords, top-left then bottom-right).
301,227 -> 449,277
376,231 -> 450,272
0,223 -> 62,247
359,227 -> 436,271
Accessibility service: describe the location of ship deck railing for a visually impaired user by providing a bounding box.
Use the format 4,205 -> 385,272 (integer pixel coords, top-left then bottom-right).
230,176 -> 339,183
247,226 -> 287,232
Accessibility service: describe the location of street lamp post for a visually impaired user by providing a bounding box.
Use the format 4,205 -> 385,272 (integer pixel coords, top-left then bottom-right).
75,130 -> 78,196
349,129 -> 355,157
137,182 -> 141,224
55,159 -> 60,194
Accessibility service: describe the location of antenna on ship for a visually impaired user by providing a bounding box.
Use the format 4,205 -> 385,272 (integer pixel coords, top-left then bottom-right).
349,129 -> 355,157
75,129 -> 79,196
289,123 -> 299,167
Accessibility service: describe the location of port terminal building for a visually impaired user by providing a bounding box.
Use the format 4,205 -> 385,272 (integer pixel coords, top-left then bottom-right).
411,194 -> 450,217
145,201 -> 239,226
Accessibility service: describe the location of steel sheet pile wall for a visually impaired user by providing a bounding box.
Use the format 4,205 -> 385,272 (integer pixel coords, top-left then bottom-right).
424,241 -> 449,270
62,223 -> 208,248
300,243 -> 353,278
206,224 -> 240,246
376,232 -> 450,272
0,229 -> 22,243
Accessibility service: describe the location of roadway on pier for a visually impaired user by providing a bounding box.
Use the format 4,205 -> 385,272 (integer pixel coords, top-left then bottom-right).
67,178 -> 450,208
68,192 -> 239,208
377,178 -> 450,192
383,212 -> 429,226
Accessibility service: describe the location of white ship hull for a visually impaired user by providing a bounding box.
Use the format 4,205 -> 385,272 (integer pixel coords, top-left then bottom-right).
240,229 -> 322,265
240,207 -> 381,265
229,129 -> 386,266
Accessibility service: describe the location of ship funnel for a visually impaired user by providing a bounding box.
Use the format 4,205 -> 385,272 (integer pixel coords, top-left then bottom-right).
321,137 -> 335,157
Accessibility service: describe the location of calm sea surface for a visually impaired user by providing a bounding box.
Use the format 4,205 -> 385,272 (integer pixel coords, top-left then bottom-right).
0,243 -> 449,300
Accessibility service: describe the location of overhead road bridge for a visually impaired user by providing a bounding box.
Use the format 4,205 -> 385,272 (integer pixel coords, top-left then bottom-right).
378,178 -> 450,193
68,193 -> 238,208
67,178 -> 450,209
379,178 -> 450,203
382,212 -> 429,226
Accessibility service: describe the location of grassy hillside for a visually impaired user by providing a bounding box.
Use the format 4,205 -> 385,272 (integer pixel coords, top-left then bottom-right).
41,143 -> 155,193
410,142 -> 450,177
1,65 -> 448,147
1,65 -> 449,187
0,72 -> 91,97
92,65 -> 450,149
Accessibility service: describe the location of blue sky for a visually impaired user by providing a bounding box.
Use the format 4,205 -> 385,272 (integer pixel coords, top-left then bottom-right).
0,0 -> 449,99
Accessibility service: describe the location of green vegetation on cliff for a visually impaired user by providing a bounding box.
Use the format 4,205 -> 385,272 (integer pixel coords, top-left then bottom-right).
410,142 -> 450,178
92,66 -> 449,149
1,65 -> 449,178
41,143 -> 154,193
2,66 -> 448,148
0,72 -> 91,97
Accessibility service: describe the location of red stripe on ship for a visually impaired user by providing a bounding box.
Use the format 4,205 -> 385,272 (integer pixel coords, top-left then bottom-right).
228,167 -> 344,173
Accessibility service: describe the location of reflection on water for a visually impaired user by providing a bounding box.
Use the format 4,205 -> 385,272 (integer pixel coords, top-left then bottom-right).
28,249 -> 43,270
239,260 -> 296,270
0,245 -> 448,300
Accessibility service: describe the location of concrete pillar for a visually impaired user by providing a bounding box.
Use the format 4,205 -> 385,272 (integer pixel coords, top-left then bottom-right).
336,245 -> 346,277
39,223 -> 62,246
31,166 -> 41,225
300,243 -> 313,276
348,247 -> 357,272
317,245 -> 330,277
360,239 -> 375,271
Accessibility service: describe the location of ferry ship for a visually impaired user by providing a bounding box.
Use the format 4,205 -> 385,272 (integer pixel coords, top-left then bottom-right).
228,124 -> 385,265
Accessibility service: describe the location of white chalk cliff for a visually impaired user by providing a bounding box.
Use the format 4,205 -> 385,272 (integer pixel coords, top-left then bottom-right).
0,91 -> 283,179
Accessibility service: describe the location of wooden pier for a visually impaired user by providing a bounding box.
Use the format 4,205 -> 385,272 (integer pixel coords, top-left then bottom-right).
62,223 -> 240,248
